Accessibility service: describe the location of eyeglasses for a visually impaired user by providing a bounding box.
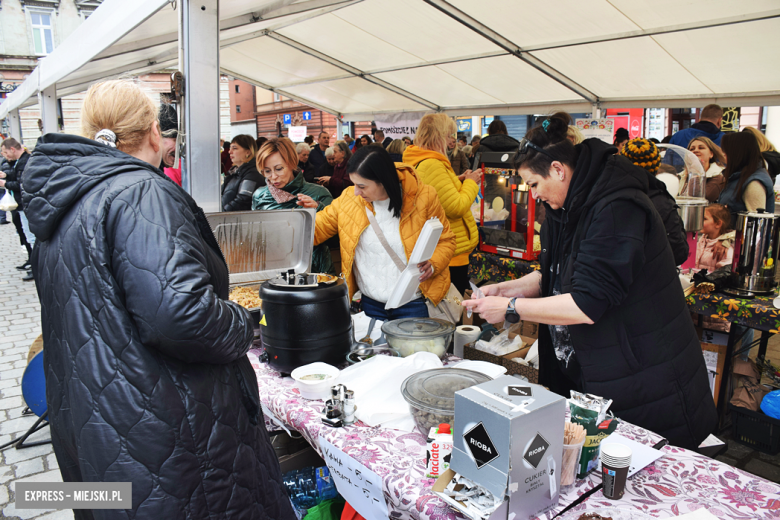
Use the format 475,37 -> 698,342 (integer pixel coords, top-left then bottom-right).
517,138 -> 555,161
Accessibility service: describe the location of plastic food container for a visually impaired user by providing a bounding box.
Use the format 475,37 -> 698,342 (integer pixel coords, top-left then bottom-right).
290,362 -> 340,400
346,345 -> 401,364
401,368 -> 490,434
381,318 -> 455,359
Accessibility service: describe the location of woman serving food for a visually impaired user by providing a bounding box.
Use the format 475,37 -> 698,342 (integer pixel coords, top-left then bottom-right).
463,112 -> 716,450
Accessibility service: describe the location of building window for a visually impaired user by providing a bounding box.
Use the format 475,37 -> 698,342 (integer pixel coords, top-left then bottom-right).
235,85 -> 240,93
273,93 -> 281,102
30,11 -> 54,55
236,105 -> 241,113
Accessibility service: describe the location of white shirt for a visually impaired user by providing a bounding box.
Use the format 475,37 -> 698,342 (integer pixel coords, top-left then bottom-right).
354,199 -> 406,303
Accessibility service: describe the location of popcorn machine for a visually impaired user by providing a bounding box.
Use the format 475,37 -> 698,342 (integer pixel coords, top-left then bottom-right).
473,150 -> 542,261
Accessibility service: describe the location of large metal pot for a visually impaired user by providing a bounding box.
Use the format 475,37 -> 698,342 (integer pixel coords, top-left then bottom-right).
726,210 -> 780,297
675,197 -> 708,232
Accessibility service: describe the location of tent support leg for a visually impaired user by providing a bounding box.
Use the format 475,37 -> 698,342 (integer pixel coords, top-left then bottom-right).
39,85 -> 58,134
180,0 -> 221,212
8,109 -> 23,140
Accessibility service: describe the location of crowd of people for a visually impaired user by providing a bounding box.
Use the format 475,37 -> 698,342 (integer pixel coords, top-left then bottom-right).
4,77 -> 780,517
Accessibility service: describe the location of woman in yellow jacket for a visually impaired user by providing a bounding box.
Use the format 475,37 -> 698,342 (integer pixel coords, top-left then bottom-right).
403,114 -> 481,294
298,146 -> 456,320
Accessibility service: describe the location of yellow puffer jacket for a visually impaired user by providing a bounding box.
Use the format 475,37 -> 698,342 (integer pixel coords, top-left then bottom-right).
314,164 -> 456,305
403,145 -> 479,258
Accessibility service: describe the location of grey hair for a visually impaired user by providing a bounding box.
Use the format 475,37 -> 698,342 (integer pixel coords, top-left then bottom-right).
295,142 -> 310,154
324,147 -> 335,157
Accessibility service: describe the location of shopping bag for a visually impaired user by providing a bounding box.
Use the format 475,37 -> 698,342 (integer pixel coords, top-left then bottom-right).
0,190 -> 17,212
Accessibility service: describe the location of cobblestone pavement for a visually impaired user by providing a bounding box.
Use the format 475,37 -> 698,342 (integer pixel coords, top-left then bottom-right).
0,223 -> 73,520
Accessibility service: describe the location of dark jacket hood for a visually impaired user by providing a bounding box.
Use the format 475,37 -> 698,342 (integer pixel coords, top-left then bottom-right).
23,133 -> 162,241
479,133 -> 520,152
545,138 -> 649,225
691,120 -> 721,139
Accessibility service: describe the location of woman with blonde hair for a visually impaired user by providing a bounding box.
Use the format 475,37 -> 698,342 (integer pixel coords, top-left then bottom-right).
743,126 -> 780,181
687,136 -> 726,201
23,80 -> 295,520
386,138 -> 406,162
222,133 -> 264,211
567,125 -> 584,145
253,137 -> 335,274
403,113 -> 481,294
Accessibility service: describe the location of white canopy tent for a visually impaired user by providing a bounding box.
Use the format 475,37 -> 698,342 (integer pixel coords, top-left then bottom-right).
2,0 -> 779,209
3,0 -> 780,121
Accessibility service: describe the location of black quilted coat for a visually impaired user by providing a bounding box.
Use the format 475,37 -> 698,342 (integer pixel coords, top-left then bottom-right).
23,134 -> 295,520
538,138 -> 717,450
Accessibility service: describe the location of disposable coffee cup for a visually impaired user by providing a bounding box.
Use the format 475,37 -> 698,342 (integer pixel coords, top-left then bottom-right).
600,443 -> 631,500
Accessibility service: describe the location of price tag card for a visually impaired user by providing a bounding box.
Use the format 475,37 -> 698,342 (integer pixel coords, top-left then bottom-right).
318,436 -> 389,520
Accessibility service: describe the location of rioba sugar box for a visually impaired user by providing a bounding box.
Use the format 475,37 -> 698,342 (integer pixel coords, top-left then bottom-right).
450,376 -> 565,520
426,424 -> 454,478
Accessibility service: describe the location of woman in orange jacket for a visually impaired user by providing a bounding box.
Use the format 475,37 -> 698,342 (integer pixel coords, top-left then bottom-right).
403,114 -> 481,294
298,146 -> 456,320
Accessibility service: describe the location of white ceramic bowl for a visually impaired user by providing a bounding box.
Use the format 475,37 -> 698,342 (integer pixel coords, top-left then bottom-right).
290,362 -> 340,400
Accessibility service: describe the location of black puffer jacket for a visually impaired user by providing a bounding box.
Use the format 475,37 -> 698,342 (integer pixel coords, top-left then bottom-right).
5,151 -> 29,205
222,161 -> 264,212
538,138 -> 716,449
24,134 -> 295,520
646,172 -> 689,266
478,134 -> 520,152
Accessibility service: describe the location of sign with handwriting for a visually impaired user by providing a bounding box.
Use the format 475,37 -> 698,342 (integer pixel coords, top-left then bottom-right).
318,436 -> 388,520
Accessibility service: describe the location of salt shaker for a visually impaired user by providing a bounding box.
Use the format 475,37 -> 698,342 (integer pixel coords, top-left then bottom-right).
342,389 -> 356,425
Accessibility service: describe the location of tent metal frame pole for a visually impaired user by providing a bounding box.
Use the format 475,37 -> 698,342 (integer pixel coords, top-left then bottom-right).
38,85 -> 59,134
98,0 -> 360,61
8,109 -> 23,140
422,0 -> 598,105
522,9 -> 780,52
180,0 -> 221,212
265,32 -> 439,111
221,69 -> 342,118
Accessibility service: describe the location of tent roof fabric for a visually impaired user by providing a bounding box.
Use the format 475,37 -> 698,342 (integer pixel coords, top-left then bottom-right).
2,0 -> 780,120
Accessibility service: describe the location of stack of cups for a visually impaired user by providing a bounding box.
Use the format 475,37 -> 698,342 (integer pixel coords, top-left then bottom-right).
600,443 -> 632,500
561,422 -> 586,492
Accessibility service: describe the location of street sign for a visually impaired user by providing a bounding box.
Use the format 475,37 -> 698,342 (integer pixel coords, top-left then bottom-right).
283,114 -> 292,124
303,111 -> 312,121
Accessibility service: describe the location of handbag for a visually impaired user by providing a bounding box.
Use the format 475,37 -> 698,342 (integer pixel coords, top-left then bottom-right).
365,208 -> 463,323
0,190 -> 18,212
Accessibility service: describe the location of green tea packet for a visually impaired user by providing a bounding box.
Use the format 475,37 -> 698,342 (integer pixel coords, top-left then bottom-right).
568,391 -> 619,479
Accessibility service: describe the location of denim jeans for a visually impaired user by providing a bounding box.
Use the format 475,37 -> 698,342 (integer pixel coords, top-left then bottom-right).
361,295 -> 428,321
19,210 -> 35,247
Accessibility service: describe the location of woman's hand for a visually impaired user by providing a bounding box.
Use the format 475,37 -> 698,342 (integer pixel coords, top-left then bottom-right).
0,179 -> 5,188
316,176 -> 331,186
418,260 -> 434,282
480,283 -> 506,297
0,172 -> 6,178
297,194 -> 318,209
462,296 -> 510,324
457,173 -> 467,182
464,168 -> 482,183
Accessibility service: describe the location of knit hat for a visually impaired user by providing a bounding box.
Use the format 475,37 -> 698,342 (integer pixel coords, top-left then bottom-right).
620,137 -> 661,175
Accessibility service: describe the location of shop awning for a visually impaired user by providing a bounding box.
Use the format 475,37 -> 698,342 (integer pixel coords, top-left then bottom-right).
3,0 -> 780,120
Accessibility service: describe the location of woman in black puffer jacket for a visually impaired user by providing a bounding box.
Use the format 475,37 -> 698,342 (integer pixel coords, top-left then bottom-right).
24,80 -> 294,520
222,134 -> 265,211
464,112 -> 717,450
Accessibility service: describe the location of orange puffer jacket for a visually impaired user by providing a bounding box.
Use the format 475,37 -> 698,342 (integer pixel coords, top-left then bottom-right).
314,164 -> 456,305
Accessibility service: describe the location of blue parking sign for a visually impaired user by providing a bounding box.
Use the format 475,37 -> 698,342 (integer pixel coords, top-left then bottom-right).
283,114 -> 291,124
303,111 -> 311,121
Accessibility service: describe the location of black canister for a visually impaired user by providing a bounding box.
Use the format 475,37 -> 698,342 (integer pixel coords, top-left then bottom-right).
259,277 -> 352,374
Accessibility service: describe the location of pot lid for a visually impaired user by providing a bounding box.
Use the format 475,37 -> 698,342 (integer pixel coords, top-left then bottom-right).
206,209 -> 315,284
381,318 -> 455,339
739,209 -> 778,219
401,368 -> 490,414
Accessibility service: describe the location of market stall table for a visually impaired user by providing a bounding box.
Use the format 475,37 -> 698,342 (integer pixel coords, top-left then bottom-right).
248,350 -> 780,520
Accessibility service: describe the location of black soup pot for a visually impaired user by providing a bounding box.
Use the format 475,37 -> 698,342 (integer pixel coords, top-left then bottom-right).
259,277 -> 352,374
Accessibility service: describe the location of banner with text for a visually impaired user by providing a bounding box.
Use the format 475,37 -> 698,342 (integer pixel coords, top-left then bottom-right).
575,118 -> 615,144
374,118 -> 420,141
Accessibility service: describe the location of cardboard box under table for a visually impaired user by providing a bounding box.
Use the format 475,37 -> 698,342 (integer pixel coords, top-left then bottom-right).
444,376 -> 565,520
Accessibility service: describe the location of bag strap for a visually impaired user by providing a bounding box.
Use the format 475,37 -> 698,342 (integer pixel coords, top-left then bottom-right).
365,207 -> 406,272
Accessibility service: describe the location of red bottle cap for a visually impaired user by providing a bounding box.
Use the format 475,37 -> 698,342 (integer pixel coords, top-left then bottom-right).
438,423 -> 451,434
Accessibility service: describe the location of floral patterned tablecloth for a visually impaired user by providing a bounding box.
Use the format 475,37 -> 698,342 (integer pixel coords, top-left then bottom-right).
686,292 -> 780,333
468,251 -> 539,284
248,350 -> 780,519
